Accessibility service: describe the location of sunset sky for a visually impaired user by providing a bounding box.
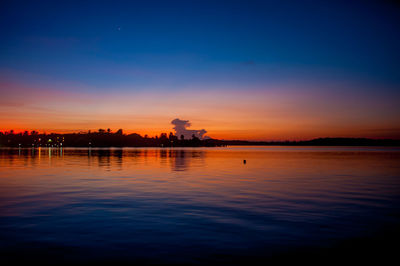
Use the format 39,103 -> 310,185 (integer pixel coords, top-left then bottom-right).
1,0 -> 399,140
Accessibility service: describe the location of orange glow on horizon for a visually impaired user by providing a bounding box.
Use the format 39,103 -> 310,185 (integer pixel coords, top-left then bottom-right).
1,80 -> 399,140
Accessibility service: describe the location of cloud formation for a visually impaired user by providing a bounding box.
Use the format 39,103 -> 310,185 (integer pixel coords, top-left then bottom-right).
171,118 -> 207,139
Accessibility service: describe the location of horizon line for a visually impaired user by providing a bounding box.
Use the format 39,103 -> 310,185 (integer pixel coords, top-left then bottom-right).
1,129 -> 399,142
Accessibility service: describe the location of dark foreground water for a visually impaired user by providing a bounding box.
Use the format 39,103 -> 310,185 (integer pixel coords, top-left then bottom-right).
0,146 -> 399,264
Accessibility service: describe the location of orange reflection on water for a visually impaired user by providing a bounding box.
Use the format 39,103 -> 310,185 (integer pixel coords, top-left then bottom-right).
1,147 -> 399,211
1,145 -> 400,265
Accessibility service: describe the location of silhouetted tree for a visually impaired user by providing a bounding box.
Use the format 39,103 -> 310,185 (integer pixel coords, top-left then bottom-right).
1,128 -> 396,148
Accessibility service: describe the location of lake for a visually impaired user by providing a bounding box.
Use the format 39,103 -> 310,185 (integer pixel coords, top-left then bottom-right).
0,146 -> 399,264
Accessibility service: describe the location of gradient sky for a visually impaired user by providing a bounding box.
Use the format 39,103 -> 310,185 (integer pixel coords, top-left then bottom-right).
1,0 -> 399,140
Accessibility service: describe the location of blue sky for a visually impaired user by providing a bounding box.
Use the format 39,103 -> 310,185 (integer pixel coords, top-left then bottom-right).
1,0 -> 399,139
1,0 -> 399,89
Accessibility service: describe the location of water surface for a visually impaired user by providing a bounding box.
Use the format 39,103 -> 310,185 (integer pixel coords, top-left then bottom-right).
1,146 -> 399,264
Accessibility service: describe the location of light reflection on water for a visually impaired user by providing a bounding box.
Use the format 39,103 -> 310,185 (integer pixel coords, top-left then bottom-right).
0,146 -> 399,263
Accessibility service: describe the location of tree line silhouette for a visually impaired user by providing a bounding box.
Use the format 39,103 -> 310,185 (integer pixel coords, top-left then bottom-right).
0,129 -> 399,147
0,129 -> 219,147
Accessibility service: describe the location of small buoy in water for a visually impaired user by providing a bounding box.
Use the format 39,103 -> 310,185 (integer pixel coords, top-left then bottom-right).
243,159 -> 246,164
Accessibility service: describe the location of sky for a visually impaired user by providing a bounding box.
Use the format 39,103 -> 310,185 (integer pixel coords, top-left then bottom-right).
0,0 -> 399,140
